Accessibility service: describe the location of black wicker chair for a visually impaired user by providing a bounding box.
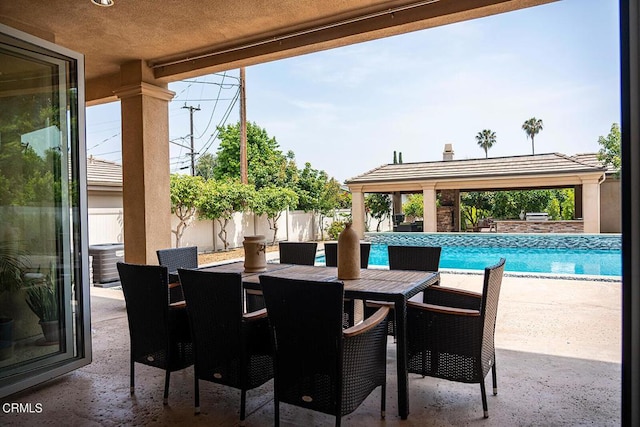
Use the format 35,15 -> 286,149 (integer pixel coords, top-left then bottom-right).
406,258 -> 506,418
368,245 -> 442,337
246,241 -> 319,312
277,241 -> 318,265
116,262 -> 193,405
156,246 -> 198,303
177,269 -> 274,422
259,275 -> 389,427
323,241 -> 371,269
388,245 -> 442,278
324,241 -> 372,327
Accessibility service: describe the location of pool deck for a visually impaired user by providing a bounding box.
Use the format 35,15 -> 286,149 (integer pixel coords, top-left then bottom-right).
0,257 -> 622,426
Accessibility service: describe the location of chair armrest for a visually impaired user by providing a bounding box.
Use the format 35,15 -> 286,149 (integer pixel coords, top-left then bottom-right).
343,305 -> 390,337
407,300 -> 480,317
168,281 -> 181,289
243,308 -> 268,321
423,285 -> 481,310
427,285 -> 481,299
169,300 -> 186,309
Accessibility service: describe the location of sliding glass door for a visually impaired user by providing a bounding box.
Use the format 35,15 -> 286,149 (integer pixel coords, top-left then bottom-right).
0,24 -> 90,397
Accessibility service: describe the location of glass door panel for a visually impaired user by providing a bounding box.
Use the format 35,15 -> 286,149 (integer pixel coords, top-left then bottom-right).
0,26 -> 89,396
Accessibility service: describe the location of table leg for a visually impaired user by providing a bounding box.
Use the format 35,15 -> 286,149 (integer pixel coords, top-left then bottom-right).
395,298 -> 409,419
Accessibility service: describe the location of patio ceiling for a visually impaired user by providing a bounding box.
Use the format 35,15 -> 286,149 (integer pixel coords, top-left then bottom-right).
0,0 -> 555,103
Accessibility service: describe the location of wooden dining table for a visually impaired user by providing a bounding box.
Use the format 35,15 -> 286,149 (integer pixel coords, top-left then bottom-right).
200,261 -> 440,420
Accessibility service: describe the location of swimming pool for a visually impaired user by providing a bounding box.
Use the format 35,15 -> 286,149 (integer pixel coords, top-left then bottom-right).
318,233 -> 622,277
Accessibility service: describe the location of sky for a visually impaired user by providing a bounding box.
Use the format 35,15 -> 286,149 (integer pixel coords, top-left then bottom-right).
86,0 -> 620,184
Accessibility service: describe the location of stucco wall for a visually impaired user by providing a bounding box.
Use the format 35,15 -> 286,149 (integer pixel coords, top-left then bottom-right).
600,177 -> 621,233
87,191 -> 123,209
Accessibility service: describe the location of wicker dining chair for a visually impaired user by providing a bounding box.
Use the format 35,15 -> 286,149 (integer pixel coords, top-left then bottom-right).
277,241 -> 318,265
323,241 -> 371,269
368,245 -> 442,337
323,241 -> 372,327
259,275 -> 389,427
116,262 -> 194,405
156,246 -> 198,303
406,258 -> 506,418
246,241 -> 319,312
177,268 -> 273,422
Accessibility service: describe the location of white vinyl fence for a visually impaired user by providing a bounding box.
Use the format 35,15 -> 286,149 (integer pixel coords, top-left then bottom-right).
87,208 -> 391,251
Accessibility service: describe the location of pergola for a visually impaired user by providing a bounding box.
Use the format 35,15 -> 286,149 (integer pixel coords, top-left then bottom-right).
346,152 -> 607,234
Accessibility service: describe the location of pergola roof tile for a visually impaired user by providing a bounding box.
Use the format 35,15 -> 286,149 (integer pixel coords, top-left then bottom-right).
346,152 -> 606,184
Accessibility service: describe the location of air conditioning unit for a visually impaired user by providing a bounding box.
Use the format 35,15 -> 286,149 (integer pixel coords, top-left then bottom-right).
88,243 -> 124,286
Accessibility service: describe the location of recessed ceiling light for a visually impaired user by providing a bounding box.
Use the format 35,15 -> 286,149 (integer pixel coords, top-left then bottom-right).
91,0 -> 114,7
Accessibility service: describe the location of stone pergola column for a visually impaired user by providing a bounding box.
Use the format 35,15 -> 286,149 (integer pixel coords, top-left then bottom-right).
115,61 -> 175,264
350,186 -> 366,238
421,183 -> 437,232
581,177 -> 602,233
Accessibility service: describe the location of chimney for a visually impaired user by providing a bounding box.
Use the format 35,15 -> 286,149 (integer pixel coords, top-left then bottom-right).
443,143 -> 454,161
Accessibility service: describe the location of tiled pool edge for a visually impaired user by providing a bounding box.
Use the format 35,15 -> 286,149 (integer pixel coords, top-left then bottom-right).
365,232 -> 622,250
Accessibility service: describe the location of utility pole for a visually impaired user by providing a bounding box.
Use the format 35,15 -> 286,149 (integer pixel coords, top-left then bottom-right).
182,104 -> 200,175
239,67 -> 248,184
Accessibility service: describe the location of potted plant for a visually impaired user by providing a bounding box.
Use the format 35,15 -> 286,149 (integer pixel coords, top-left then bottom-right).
25,275 -> 59,344
0,241 -> 28,359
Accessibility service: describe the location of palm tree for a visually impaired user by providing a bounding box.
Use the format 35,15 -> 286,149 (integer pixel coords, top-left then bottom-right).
475,129 -> 497,159
522,117 -> 544,155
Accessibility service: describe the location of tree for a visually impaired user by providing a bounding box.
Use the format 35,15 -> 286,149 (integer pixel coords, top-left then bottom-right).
402,194 -> 424,221
597,123 -> 621,177
398,152 -> 403,164
213,121 -> 298,189
194,153 -> 217,180
295,163 -> 340,239
365,193 -> 391,232
197,179 -> 254,251
251,187 -> 299,245
460,192 -> 493,229
475,129 -> 497,158
522,117 -> 544,155
169,174 -> 205,247
393,151 -> 397,164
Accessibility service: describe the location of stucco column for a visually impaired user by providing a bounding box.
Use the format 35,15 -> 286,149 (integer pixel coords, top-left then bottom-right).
350,186 -> 366,238
115,67 -> 175,264
421,183 -> 437,232
581,178 -> 601,233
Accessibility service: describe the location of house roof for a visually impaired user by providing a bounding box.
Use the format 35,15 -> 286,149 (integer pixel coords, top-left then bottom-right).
346,153 -> 606,185
87,156 -> 122,189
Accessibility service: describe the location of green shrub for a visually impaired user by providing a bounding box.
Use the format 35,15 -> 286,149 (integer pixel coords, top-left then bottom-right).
327,220 -> 346,240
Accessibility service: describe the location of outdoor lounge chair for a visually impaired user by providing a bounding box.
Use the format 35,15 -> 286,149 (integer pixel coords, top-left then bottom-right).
259,275 -> 389,427
156,246 -> 198,303
406,258 -> 506,418
177,268 -> 274,422
116,262 -> 194,405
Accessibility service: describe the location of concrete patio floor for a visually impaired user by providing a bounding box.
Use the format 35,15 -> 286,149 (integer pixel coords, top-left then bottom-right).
0,269 -> 621,426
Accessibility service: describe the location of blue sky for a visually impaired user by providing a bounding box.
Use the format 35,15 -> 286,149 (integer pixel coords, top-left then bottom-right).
86,0 -> 620,184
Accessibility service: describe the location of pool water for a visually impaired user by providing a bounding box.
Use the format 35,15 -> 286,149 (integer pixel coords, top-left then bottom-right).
317,243 -> 622,277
